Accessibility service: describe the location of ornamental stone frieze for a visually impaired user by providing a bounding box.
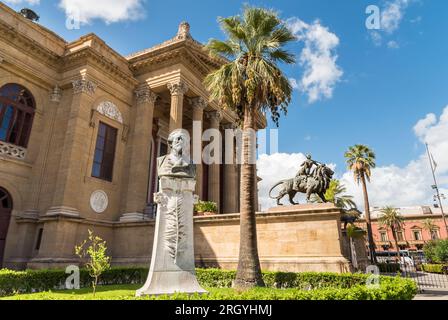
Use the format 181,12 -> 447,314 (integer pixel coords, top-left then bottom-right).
167,81 -> 189,96
72,78 -> 97,96
135,84 -> 158,105
96,101 -> 124,124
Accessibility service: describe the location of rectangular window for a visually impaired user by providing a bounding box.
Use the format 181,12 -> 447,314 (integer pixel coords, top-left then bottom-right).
92,122 -> 117,182
396,231 -> 404,242
413,231 -> 421,241
380,232 -> 388,242
431,230 -> 439,240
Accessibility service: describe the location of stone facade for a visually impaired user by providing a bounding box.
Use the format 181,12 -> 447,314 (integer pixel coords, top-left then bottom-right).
0,3 -> 267,269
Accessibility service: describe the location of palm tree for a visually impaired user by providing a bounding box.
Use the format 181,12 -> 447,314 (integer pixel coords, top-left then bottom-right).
422,219 -> 437,241
311,179 -> 356,209
345,144 -> 377,264
204,7 -> 296,288
379,206 -> 404,262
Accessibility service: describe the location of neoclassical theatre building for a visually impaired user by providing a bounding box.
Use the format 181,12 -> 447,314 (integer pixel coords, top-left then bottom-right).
0,3 -> 265,269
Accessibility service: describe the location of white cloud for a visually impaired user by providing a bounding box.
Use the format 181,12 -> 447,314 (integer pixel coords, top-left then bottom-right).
341,106 -> 448,209
4,0 -> 40,5
370,31 -> 383,47
257,106 -> 448,211
58,0 -> 145,25
369,0 -> 414,48
382,0 -> 410,34
289,78 -> 299,90
387,40 -> 400,49
287,18 -> 343,103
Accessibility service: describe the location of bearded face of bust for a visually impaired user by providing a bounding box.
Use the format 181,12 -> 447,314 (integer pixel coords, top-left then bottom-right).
157,129 -> 195,178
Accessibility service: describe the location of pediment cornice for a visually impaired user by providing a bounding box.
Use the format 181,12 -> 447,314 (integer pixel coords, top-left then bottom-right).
63,47 -> 138,89
0,20 -> 62,69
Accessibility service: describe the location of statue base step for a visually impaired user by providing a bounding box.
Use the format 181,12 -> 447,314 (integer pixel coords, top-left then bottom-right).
136,270 -> 207,296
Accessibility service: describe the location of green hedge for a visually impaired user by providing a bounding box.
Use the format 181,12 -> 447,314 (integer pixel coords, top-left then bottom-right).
0,268 -> 147,297
1,268 -> 417,300
422,264 -> 448,274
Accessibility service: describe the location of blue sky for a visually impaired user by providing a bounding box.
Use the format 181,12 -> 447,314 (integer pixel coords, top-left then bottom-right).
5,0 -> 448,209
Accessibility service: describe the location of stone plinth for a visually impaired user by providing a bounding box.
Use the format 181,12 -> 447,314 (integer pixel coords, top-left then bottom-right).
136,177 -> 206,297
194,203 -> 352,273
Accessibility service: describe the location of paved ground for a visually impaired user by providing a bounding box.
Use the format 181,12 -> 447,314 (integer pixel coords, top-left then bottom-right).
414,289 -> 448,300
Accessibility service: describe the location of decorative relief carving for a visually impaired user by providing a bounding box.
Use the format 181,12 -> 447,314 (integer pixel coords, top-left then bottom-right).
96,101 -> 123,124
167,81 -> 189,96
72,79 -> 97,96
164,193 -> 187,265
90,190 -> 108,214
135,84 -> 158,105
50,85 -> 62,103
0,141 -> 26,160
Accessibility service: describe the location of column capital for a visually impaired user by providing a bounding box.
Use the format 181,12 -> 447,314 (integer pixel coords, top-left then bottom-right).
222,123 -> 237,130
205,110 -> 223,123
72,78 -> 96,96
188,96 -> 207,111
50,85 -> 62,103
167,81 -> 189,96
135,84 -> 158,105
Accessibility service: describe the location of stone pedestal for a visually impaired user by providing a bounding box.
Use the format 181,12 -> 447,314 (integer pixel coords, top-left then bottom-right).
136,177 -> 206,296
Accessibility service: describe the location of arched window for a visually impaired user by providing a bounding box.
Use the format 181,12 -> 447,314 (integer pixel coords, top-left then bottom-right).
0,187 -> 12,210
0,84 -> 36,148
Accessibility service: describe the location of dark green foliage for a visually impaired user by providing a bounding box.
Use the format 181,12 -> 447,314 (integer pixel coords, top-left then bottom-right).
1,268 -> 417,300
424,240 -> 448,264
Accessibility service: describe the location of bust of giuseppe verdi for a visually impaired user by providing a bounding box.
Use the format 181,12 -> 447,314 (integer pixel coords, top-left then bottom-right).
157,129 -> 196,179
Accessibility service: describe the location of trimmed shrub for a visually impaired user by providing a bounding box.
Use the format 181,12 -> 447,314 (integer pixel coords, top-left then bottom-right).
422,264 -> 448,275
0,268 -> 147,297
1,268 -> 417,300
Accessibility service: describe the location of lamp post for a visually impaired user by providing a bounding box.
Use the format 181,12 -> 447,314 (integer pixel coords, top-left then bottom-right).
426,143 -> 448,238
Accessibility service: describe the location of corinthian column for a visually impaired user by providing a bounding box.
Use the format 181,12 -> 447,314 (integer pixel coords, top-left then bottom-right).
167,81 -> 189,133
206,110 -> 222,212
122,84 -> 157,217
189,97 -> 206,199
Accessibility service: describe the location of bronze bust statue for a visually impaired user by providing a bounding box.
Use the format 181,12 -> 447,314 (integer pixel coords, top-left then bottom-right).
157,129 -> 196,179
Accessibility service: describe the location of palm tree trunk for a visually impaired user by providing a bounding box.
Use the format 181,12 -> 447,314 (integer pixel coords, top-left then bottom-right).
234,106 -> 265,289
361,174 -> 377,264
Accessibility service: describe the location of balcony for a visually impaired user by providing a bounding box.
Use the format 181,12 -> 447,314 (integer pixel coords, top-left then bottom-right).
0,141 -> 27,160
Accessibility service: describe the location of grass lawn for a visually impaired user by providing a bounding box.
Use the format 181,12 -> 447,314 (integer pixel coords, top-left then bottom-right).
0,284 -> 321,300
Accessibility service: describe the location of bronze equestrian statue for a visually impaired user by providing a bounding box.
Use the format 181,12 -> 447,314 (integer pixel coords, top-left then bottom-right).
269,155 -> 334,206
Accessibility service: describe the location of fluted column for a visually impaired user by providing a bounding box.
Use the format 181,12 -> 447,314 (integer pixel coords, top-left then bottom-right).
167,81 -> 189,133
50,77 -> 97,215
206,110 -> 222,212
189,97 -> 206,199
222,124 -> 240,213
123,84 -> 157,215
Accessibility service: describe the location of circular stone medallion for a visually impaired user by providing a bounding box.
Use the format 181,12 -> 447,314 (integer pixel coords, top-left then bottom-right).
90,190 -> 108,213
